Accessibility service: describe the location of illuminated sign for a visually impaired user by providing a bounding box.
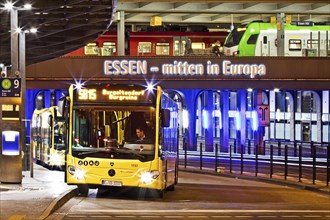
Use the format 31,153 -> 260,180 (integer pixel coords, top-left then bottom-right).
74,85 -> 154,106
2,104 -> 20,120
1,78 -> 21,97
104,59 -> 266,78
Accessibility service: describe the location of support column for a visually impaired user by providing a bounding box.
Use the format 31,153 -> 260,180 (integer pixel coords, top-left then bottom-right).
276,13 -> 285,56
204,90 -> 214,152
220,90 -> 229,152
254,90 -> 265,155
180,89 -> 199,151
237,89 -> 246,152
0,8 -> 22,183
19,32 -> 27,171
117,11 -> 125,56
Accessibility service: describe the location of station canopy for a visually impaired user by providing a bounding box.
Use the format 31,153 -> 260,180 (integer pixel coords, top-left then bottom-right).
0,0 -> 329,66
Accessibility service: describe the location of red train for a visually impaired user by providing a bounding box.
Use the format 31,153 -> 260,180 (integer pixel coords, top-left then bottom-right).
66,30 -> 228,57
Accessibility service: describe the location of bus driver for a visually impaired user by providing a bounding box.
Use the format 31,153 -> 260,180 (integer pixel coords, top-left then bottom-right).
136,127 -> 147,141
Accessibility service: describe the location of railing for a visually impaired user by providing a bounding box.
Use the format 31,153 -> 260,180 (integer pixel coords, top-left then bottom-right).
180,140 -> 330,187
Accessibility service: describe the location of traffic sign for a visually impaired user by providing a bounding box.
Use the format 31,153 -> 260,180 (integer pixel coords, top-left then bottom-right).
257,104 -> 270,126
0,78 -> 21,97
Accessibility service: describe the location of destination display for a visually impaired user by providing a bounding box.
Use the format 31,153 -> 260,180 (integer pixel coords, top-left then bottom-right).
0,78 -> 21,97
74,85 -> 155,105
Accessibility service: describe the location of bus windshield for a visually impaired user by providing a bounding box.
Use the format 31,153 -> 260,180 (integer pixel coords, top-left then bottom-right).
72,107 -> 156,161
224,26 -> 247,47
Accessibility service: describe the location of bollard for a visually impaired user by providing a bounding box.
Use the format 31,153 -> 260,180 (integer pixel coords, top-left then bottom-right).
327,144 -> 330,187
184,142 -> 187,168
215,143 -> 218,172
229,144 -> 232,173
299,144 -> 302,182
278,141 -> 281,156
312,142 -> 316,184
270,144 -> 273,178
284,144 -> 288,180
240,144 -> 244,174
255,144 -> 259,177
200,143 -> 203,170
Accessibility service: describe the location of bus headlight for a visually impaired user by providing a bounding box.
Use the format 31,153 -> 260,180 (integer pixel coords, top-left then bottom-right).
68,165 -> 86,180
50,153 -> 63,166
140,170 -> 159,184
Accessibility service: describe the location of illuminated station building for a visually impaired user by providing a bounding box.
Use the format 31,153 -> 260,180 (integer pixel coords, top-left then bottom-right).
25,50 -> 329,154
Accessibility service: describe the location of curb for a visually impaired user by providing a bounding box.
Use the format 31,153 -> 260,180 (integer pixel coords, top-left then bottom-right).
179,168 -> 330,196
37,188 -> 78,220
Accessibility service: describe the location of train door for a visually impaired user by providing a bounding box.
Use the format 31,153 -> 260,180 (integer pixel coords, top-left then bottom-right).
302,122 -> 310,142
173,36 -> 185,56
257,33 -> 277,56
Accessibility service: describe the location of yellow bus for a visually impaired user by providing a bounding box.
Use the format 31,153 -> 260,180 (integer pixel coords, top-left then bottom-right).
58,83 -> 179,197
31,106 -> 66,170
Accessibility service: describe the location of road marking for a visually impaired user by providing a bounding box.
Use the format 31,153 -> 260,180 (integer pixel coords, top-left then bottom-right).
257,216 -> 277,218
79,209 -> 330,214
7,215 -> 26,220
302,216 -> 322,218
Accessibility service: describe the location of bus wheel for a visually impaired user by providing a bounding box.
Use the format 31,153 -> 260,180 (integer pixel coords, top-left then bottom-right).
77,184 -> 89,196
167,184 -> 175,191
157,189 -> 164,198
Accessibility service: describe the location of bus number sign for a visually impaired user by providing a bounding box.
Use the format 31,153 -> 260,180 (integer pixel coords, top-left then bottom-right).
1,78 -> 21,97
74,86 -> 154,105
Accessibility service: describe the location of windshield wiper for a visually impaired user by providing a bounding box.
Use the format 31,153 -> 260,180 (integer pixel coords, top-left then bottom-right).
112,115 -> 130,124
76,146 -> 145,160
114,147 -> 145,159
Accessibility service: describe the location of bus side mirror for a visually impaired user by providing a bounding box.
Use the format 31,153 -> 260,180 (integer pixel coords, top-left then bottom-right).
48,115 -> 53,126
57,96 -> 68,116
161,109 -> 170,127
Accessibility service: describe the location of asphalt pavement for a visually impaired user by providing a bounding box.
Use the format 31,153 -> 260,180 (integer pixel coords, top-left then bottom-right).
0,164 -> 329,220
0,165 -> 76,220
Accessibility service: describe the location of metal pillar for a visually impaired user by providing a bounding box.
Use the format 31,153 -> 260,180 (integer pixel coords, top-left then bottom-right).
276,13 -> 285,56
0,8 -> 22,183
117,11 -> 125,56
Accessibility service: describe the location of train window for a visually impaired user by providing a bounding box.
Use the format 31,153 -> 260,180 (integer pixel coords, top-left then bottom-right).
191,42 -> 205,49
156,42 -> 170,55
307,39 -> 319,49
138,42 -> 152,54
289,39 -> 302,51
84,43 -> 99,55
101,42 -> 116,56
247,34 -> 259,44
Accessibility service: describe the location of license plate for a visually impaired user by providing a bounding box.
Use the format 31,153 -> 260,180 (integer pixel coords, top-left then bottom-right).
102,180 -> 122,187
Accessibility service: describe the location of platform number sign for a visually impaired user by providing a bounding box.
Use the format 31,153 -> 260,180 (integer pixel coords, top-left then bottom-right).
1,78 -> 21,97
257,104 -> 270,126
